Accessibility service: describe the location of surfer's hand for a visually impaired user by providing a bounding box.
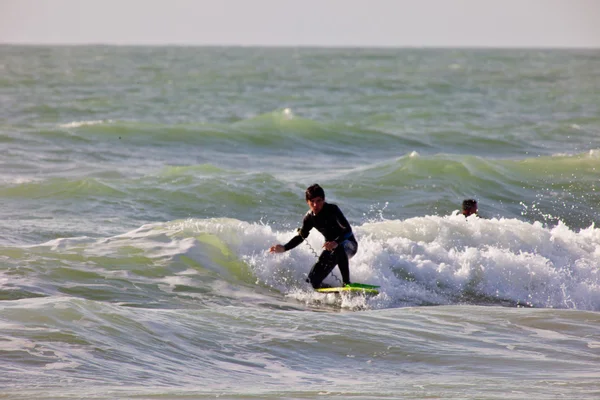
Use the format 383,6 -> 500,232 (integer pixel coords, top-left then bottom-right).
269,244 -> 285,253
323,241 -> 338,251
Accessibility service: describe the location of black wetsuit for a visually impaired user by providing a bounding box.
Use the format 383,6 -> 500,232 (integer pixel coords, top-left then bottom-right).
283,202 -> 358,289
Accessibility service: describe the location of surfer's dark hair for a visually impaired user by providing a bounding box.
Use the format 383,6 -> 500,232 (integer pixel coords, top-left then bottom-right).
462,199 -> 477,211
305,184 -> 325,201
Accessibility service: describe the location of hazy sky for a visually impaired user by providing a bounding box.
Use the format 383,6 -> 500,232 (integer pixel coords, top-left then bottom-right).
1,0 -> 599,47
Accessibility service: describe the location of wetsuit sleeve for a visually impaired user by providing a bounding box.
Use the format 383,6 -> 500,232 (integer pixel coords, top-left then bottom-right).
331,205 -> 353,244
283,235 -> 303,251
283,213 -> 313,251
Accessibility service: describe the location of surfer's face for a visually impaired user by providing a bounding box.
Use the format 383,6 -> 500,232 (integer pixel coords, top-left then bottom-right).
307,196 -> 324,215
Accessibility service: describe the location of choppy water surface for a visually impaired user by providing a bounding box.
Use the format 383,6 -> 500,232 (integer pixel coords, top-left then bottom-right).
1,46 -> 600,399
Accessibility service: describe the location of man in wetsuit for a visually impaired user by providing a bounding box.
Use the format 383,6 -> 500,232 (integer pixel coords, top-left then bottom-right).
269,184 -> 358,289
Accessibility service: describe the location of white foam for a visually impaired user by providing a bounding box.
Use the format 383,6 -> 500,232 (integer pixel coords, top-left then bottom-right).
236,215 -> 600,310
28,216 -> 600,311
59,120 -> 112,128
0,176 -> 40,185
282,107 -> 293,120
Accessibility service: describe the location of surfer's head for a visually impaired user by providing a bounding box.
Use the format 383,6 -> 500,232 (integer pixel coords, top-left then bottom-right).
461,199 -> 478,217
306,184 -> 325,214
305,184 -> 325,201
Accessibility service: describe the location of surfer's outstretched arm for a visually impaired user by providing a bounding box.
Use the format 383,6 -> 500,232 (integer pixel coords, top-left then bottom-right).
268,210 -> 314,254
268,226 -> 308,253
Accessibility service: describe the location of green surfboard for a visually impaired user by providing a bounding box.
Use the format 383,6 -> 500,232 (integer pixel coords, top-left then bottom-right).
315,282 -> 380,295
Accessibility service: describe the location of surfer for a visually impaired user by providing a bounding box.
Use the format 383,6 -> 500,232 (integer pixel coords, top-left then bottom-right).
461,199 -> 478,217
269,184 -> 358,289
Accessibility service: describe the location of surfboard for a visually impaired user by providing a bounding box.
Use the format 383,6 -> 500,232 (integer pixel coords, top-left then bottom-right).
315,282 -> 380,295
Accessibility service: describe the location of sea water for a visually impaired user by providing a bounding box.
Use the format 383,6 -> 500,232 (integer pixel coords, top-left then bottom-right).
1,46 -> 599,399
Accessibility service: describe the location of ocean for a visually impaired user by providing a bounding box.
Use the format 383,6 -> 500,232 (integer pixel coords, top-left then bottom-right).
1,45 -> 600,399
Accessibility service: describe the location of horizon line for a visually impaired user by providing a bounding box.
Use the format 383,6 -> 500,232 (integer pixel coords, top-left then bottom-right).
1,42 -> 600,50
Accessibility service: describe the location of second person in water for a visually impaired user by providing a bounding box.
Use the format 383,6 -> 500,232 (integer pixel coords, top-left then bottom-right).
269,184 -> 357,289
461,199 -> 479,217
